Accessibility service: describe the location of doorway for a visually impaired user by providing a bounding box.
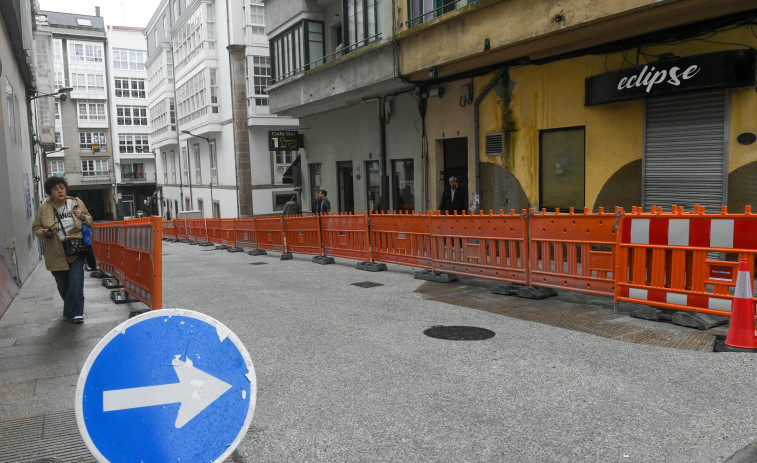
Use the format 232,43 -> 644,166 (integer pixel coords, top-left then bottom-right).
443,137 -> 468,195
122,194 -> 135,218
337,161 -> 354,212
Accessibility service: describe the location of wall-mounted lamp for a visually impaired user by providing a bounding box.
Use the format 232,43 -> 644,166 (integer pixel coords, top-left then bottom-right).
428,86 -> 444,99
428,67 -> 438,79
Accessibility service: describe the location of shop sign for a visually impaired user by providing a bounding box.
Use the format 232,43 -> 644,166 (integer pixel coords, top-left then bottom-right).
269,131 -> 303,151
585,49 -> 756,106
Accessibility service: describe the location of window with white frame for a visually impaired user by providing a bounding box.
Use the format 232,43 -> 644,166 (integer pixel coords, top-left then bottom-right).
119,134 -> 150,154
162,152 -> 168,183
193,144 -> 202,184
81,159 -> 108,178
54,71 -> 65,90
54,101 -> 60,119
114,78 -> 147,98
172,6 -> 212,72
209,68 -> 218,113
71,73 -> 87,90
112,48 -> 146,70
209,140 -> 217,183
246,0 -> 265,35
53,40 -> 63,62
87,74 -> 105,91
79,131 -> 107,151
121,162 -> 145,180
116,105 -> 148,126
206,3 -> 215,41
54,131 -> 62,149
175,69 -> 208,125
181,147 -> 188,183
77,101 -> 106,121
69,42 -> 103,62
171,150 -> 177,183
273,150 -> 296,185
50,160 -> 65,177
251,56 -> 269,106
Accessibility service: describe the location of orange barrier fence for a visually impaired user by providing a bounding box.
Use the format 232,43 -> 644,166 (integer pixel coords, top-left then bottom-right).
205,218 -> 223,245
255,216 -> 285,253
219,219 -> 238,249
283,215 -> 322,256
92,216 -> 162,310
174,218 -> 187,241
186,218 -> 209,244
529,208 -> 619,297
615,205 -> 757,317
234,218 -> 257,250
369,211 -> 432,269
430,210 -> 529,284
163,220 -> 176,240
321,212 -> 370,261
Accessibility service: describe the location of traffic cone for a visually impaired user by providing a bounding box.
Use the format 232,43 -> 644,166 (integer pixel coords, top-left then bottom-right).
724,259 -> 757,351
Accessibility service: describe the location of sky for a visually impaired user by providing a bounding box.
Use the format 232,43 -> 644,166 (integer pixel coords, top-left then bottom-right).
37,0 -> 161,29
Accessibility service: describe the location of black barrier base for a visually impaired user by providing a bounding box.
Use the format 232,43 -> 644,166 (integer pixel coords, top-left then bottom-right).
227,247 -> 244,253
491,283 -> 557,300
414,269 -> 459,283
111,289 -> 138,304
215,245 -> 230,250
280,253 -> 294,261
128,309 -> 150,318
102,278 -> 123,289
312,256 -> 335,265
249,250 -> 267,256
357,261 -> 387,272
188,240 -> 198,245
198,241 -> 214,247
90,270 -> 109,279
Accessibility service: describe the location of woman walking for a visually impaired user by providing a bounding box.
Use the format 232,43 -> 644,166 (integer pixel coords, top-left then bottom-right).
32,177 -> 93,324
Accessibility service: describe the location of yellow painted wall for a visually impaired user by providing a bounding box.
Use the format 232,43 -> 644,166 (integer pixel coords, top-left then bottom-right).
474,25 -> 757,210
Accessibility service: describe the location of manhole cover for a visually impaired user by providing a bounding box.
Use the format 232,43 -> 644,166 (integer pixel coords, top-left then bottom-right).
249,262 -> 268,265
352,281 -> 384,288
423,325 -> 495,341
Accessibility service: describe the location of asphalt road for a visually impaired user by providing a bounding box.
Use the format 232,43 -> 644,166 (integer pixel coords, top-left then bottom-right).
159,241 -> 757,463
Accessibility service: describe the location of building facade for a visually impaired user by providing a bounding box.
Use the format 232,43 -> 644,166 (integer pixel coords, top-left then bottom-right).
0,0 -> 38,303
393,0 -> 757,213
106,25 -> 156,219
35,8 -> 116,220
146,0 -> 298,218
263,0 -> 421,213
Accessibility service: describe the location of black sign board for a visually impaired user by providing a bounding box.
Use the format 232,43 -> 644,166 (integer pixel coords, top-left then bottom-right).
585,49 -> 756,106
269,131 -> 303,151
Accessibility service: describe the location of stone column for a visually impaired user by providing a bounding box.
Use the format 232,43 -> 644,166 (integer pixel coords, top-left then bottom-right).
226,44 -> 253,216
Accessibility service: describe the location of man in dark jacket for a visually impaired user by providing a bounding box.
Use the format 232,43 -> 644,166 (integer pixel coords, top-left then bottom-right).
319,190 -> 331,214
439,176 -> 467,214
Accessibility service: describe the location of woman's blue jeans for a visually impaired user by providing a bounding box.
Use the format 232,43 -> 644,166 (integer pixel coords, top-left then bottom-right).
51,256 -> 85,318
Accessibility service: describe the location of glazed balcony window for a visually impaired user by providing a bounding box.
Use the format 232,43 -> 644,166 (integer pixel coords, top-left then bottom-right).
270,20 -> 324,83
345,0 -> 381,52
407,0 -> 477,27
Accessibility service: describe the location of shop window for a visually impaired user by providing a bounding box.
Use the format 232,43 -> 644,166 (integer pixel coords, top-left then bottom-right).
274,150 -> 296,185
366,160 -> 381,211
392,159 -> 415,211
309,163 -> 321,211
539,127 -> 585,211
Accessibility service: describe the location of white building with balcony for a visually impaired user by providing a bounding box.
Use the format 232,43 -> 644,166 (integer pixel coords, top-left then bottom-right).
146,0 -> 298,219
106,25 -> 156,219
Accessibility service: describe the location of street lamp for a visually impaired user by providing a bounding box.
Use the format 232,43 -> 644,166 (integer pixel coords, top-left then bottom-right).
181,130 -> 216,217
30,87 -> 73,101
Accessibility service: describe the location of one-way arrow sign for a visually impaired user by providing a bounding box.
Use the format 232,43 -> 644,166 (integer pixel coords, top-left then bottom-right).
102,356 -> 232,428
76,309 -> 256,463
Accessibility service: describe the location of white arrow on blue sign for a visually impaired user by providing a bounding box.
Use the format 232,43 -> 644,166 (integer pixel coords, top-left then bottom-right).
75,309 -> 257,462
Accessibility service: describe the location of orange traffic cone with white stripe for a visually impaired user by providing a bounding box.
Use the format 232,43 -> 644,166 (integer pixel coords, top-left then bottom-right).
724,259 -> 757,351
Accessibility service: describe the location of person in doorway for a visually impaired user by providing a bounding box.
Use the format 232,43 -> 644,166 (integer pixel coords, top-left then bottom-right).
319,190 -> 331,214
32,177 -> 93,324
311,192 -> 322,215
282,195 -> 301,216
439,176 -> 467,214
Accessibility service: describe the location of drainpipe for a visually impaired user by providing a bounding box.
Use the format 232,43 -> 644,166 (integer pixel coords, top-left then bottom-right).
473,67 -> 508,212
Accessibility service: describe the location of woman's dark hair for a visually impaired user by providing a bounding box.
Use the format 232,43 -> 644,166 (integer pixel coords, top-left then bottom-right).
44,176 -> 68,196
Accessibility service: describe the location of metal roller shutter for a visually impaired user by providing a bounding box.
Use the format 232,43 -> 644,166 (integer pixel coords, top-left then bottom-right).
643,89 -> 727,213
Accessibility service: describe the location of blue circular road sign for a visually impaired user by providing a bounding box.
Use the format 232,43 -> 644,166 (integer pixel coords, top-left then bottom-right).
76,309 -> 257,462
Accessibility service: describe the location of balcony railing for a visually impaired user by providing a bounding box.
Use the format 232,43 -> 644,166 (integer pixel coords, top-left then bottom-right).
121,172 -> 157,183
270,33 -> 381,84
406,0 -> 477,28
81,173 -> 110,182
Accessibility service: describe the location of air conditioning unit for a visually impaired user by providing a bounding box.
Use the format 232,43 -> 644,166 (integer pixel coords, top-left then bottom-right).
485,132 -> 504,156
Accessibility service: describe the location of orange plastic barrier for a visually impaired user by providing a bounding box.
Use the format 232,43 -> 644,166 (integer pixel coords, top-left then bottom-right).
430,210 -> 528,284
219,219 -> 238,249
163,220 -> 176,240
205,218 -> 223,245
369,211 -> 432,268
254,216 -> 285,253
283,215 -> 322,256
320,212 -> 370,261
234,218 -> 257,250
186,218 -> 209,244
92,216 -> 162,310
174,219 -> 187,241
615,205 -> 757,317
529,207 -> 618,297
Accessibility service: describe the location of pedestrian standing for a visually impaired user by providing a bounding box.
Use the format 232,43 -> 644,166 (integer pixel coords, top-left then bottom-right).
282,195 -> 301,216
312,192 -> 321,214
319,190 -> 331,214
439,176 -> 467,214
32,177 -> 93,324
